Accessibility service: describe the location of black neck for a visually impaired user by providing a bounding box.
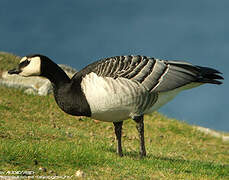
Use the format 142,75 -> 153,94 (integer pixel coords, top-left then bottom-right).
40,58 -> 71,88
39,56 -> 91,117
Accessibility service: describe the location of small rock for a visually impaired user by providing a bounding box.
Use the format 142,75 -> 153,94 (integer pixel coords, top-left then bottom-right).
66,131 -> 73,137
106,126 -> 113,130
49,170 -> 57,175
222,136 -> 229,142
24,87 -> 37,95
89,132 -> 95,136
38,80 -> 52,95
39,167 -> 47,172
75,170 -> 85,177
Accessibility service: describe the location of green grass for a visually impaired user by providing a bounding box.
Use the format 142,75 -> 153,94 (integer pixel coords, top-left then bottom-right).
0,52 -> 228,179
0,52 -> 20,73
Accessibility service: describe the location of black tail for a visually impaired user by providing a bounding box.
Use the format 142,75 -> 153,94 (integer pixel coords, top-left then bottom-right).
195,66 -> 224,85
166,62 -> 224,85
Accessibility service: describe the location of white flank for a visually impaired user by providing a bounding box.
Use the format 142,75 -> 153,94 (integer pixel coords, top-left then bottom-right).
81,72 -> 203,122
81,72 -> 149,122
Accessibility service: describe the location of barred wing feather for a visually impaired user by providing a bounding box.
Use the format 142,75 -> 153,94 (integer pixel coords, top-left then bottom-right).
76,55 -> 223,93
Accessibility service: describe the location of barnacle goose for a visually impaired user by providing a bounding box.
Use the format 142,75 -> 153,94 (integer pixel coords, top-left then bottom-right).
8,54 -> 223,157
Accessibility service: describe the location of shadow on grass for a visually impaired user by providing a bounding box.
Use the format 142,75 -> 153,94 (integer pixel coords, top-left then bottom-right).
104,146 -> 228,177
104,144 -> 142,158
150,155 -> 228,177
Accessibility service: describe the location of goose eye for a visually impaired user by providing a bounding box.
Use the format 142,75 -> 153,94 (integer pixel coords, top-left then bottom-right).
19,59 -> 30,69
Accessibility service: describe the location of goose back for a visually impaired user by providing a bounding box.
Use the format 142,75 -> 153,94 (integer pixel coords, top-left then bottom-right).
73,55 -> 222,93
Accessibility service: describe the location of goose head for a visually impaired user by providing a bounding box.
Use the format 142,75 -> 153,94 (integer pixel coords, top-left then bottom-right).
8,54 -> 43,77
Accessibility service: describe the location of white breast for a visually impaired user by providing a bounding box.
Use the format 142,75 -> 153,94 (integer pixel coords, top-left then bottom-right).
81,72 -> 154,122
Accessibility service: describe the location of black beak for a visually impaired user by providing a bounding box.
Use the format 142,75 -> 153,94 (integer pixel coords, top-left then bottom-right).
8,68 -> 21,75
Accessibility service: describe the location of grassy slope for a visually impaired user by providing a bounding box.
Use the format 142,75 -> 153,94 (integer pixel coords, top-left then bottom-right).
0,52 -> 228,179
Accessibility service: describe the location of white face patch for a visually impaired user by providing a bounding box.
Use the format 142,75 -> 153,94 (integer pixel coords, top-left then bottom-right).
20,56 -> 27,63
19,56 -> 41,77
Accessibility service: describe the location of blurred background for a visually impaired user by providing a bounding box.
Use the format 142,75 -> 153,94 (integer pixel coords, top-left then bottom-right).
0,1 -> 228,131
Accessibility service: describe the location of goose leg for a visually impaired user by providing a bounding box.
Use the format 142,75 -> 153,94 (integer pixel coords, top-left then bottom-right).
133,115 -> 146,157
113,121 -> 123,157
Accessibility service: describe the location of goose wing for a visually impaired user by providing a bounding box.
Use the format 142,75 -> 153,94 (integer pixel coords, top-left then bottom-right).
74,55 -> 223,92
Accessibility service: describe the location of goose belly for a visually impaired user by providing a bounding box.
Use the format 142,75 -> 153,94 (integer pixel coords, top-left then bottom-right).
81,73 -> 156,122
145,82 -> 202,114
144,90 -> 179,114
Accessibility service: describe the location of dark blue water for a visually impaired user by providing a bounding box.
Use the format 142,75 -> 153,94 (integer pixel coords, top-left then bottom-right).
0,1 -> 228,131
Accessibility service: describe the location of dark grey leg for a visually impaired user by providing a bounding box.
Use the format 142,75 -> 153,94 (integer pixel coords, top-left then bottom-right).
133,115 -> 146,157
113,121 -> 123,157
